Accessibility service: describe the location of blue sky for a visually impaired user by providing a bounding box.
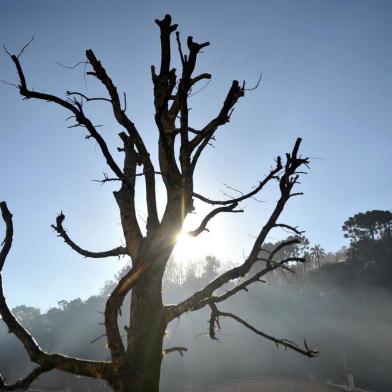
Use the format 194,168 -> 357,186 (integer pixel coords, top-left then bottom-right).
0,0 -> 391,309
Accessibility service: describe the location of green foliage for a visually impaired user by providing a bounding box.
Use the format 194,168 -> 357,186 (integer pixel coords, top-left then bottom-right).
342,210 -> 392,243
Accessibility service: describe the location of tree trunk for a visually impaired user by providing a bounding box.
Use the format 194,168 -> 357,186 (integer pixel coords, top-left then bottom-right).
110,262 -> 166,392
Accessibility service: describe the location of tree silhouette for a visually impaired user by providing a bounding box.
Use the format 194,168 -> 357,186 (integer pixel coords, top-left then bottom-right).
0,15 -> 317,392
342,210 -> 392,243
310,244 -> 326,268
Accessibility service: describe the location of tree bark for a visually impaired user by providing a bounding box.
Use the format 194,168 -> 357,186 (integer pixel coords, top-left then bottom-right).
109,262 -> 166,392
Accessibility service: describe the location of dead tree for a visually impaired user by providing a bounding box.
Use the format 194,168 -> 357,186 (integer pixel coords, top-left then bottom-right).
0,15 -> 317,392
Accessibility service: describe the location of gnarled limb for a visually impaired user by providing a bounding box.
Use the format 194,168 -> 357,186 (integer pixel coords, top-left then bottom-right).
8,54 -> 124,182
188,202 -> 243,237
8,47 -> 146,255
52,212 -> 127,258
208,305 -> 318,357
0,202 -> 110,381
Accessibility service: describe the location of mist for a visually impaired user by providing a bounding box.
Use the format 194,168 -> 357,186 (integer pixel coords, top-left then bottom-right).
1,230 -> 391,391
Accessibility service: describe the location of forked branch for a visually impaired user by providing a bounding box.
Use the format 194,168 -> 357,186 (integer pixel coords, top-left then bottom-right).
8,53 -> 124,182
7,43 -> 149,247
208,305 -> 318,357
208,256 -> 304,306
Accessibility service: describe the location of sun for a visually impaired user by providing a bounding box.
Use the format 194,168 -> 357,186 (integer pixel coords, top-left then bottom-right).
173,231 -> 204,262
172,222 -> 227,265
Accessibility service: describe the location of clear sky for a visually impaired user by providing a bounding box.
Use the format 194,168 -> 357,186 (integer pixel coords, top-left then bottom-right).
0,0 -> 391,310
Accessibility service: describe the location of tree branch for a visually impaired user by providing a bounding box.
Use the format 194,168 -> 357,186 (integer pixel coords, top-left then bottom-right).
0,202 -> 110,380
86,49 -> 159,232
191,73 -> 212,87
176,34 -> 211,174
187,202 -> 243,237
210,255 -> 304,306
273,223 -> 304,235
210,307 -> 318,357
152,16 -> 182,188
16,36 -> 35,59
155,15 -> 178,75
190,80 -> 244,170
163,346 -> 188,357
0,365 -> 51,391
114,132 -> 143,258
265,238 -> 300,266
193,157 -> 282,206
66,90 -> 112,103
0,202 -> 13,271
51,212 -> 127,258
7,54 -> 124,182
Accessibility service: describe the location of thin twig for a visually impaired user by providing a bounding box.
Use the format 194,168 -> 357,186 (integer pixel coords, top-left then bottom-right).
17,36 -> 35,58
244,72 -> 262,91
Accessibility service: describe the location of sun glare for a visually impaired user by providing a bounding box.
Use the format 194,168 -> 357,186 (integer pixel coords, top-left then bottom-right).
173,231 -> 201,261
172,225 -> 227,265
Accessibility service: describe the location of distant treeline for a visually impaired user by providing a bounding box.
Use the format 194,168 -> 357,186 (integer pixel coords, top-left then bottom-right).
0,210 -> 391,391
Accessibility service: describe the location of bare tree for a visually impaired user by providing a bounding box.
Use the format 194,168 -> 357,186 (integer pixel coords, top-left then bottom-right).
0,15 -> 317,392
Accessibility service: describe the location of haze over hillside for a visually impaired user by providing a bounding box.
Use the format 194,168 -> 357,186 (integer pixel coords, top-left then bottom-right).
1,211 -> 391,391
